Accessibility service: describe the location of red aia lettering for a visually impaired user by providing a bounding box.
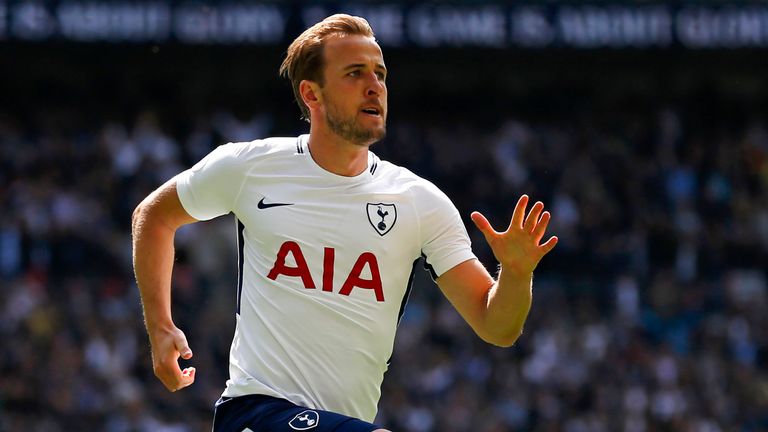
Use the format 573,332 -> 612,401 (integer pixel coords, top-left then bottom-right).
339,252 -> 384,302
266,241 -> 316,288
322,247 -> 334,292
267,242 -> 384,301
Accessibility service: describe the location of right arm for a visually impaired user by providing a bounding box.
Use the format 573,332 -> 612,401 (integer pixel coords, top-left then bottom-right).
132,177 -> 199,392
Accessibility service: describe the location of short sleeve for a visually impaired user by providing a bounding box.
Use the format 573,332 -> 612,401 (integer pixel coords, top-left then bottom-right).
176,143 -> 246,221
416,183 -> 476,278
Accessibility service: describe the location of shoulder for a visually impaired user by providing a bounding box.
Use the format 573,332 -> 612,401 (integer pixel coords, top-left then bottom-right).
204,136 -> 301,171
224,136 -> 301,159
374,158 -> 447,199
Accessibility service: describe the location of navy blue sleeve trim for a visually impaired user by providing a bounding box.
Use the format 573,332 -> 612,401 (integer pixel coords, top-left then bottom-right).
421,252 -> 438,280
396,257 -> 421,325
386,257 -> 422,367
236,218 -> 246,315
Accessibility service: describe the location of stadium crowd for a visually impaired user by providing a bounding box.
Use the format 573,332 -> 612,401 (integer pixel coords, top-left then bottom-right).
0,99 -> 766,432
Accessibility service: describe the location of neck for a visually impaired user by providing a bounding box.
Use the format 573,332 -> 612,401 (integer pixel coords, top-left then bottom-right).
307,125 -> 370,177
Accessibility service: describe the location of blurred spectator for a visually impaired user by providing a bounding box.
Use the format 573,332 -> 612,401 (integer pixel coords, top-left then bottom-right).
1,75 -> 767,432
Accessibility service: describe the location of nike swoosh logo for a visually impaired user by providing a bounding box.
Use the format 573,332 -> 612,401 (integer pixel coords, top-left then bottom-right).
257,198 -> 294,209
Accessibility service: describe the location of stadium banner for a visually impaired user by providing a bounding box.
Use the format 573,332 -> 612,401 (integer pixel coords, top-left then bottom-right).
1,1 -> 768,49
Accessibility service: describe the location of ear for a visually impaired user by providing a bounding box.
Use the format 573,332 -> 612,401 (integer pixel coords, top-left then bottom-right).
299,80 -> 322,110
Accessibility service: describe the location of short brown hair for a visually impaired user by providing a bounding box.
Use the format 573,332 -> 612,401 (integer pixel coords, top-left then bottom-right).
280,14 -> 375,121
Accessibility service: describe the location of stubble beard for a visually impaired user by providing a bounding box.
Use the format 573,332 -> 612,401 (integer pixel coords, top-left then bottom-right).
325,99 -> 386,147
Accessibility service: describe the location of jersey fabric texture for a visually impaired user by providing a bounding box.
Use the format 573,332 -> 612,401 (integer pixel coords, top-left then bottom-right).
176,134 -> 476,421
213,395 -> 380,432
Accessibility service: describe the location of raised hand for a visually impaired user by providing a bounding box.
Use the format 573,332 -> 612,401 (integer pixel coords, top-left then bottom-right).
149,324 -> 196,392
471,195 -> 558,277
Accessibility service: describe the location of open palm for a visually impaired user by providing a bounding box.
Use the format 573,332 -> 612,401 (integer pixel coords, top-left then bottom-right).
471,195 -> 558,277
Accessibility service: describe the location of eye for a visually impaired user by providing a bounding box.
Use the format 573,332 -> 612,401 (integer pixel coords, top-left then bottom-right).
347,70 -> 360,77
376,71 -> 386,81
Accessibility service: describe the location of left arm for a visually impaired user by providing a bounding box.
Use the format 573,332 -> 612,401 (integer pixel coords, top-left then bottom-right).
436,195 -> 558,347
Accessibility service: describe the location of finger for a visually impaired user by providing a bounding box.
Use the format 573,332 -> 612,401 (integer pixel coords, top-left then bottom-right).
175,333 -> 193,360
471,211 -> 498,241
176,367 -> 196,391
159,362 -> 196,392
524,201 -> 544,232
540,236 -> 559,255
532,211 -> 552,242
508,195 -> 529,231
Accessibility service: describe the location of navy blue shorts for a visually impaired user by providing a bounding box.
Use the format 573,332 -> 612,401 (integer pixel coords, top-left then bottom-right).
212,394 -> 381,432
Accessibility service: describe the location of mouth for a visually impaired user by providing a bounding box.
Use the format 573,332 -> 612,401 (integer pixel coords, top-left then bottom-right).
360,106 -> 382,117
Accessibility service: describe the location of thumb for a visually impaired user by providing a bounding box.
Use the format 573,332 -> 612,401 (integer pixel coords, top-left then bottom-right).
175,332 -> 193,360
471,211 -> 497,240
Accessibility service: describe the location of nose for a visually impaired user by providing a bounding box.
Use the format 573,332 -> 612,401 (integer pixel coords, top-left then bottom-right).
365,72 -> 385,97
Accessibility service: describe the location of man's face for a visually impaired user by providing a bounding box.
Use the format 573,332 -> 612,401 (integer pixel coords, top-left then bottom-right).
318,34 -> 387,147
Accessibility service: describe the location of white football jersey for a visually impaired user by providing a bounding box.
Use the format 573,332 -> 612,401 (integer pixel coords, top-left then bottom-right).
176,135 -> 475,421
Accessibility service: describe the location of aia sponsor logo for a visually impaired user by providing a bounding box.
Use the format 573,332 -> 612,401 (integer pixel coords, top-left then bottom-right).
267,241 -> 385,301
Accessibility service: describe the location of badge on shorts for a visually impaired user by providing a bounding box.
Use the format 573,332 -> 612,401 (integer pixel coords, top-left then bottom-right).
289,410 -> 319,430
367,203 -> 397,236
